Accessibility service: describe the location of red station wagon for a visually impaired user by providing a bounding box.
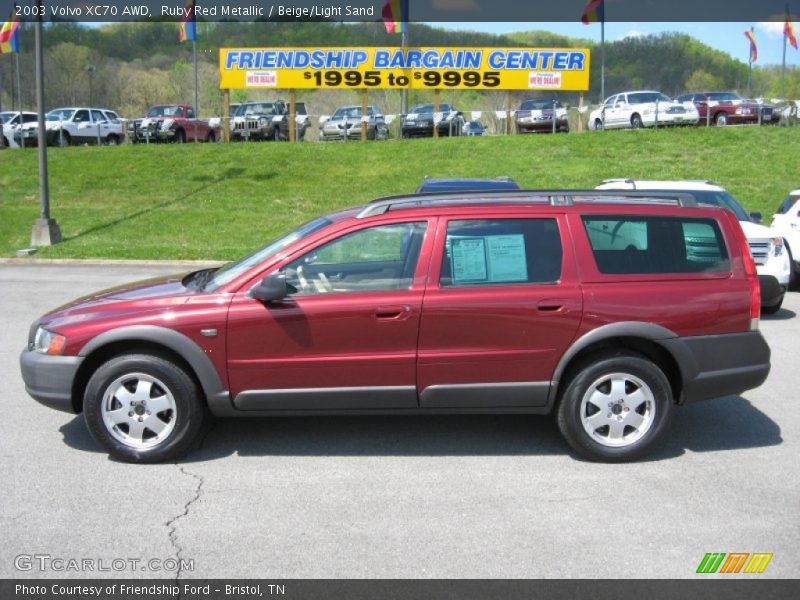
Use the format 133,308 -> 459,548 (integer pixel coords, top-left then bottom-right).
20,190 -> 771,463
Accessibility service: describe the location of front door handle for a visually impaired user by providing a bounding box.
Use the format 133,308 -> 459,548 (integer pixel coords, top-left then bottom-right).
374,305 -> 411,321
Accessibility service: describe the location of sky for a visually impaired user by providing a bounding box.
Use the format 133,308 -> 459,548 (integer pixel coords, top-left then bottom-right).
432,22 -> 800,67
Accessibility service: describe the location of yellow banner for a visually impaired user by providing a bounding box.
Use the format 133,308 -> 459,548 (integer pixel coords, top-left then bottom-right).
219,47 -> 591,91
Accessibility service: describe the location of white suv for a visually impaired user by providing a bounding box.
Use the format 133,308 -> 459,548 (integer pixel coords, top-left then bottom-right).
771,189 -> 800,283
597,180 -> 791,313
44,107 -> 124,146
589,91 -> 699,130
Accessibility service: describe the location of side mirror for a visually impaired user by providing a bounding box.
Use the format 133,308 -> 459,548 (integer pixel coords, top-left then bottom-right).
248,273 -> 289,303
750,211 -> 763,223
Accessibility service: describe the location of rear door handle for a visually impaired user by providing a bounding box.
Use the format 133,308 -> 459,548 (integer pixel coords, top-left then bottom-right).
537,299 -> 572,313
374,305 -> 411,321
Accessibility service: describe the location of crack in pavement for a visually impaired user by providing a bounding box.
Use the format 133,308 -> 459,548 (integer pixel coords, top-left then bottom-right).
167,464 -> 203,587
166,419 -> 218,590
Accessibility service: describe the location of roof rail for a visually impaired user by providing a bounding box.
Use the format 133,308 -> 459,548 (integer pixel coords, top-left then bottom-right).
357,189 -> 700,218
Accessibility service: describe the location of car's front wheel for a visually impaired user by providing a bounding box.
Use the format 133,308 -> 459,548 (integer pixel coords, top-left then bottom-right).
557,352 -> 673,462
631,114 -> 643,129
83,354 -> 207,463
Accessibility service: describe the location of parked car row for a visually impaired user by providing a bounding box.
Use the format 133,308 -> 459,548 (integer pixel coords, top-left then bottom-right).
589,90 -> 782,131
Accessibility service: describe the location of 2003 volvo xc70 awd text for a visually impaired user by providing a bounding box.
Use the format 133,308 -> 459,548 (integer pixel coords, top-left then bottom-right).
20,189 -> 771,463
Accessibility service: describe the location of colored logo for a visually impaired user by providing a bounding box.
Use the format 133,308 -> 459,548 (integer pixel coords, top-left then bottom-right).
696,552 -> 773,574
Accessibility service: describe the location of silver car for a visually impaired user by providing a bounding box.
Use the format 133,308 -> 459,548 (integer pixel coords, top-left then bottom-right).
320,105 -> 389,141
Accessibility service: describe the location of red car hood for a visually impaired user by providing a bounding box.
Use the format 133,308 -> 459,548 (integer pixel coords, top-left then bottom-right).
45,273 -> 194,319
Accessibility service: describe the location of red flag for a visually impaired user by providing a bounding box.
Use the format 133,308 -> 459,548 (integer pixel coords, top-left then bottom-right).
785,19 -> 798,50
581,0 -> 604,25
744,28 -> 757,63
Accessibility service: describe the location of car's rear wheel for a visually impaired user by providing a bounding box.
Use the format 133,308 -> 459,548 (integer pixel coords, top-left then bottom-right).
106,134 -> 119,146
762,294 -> 784,314
174,129 -> 185,144
58,131 -> 71,147
715,112 -> 728,126
83,354 -> 206,463
631,114 -> 643,129
557,352 -> 673,462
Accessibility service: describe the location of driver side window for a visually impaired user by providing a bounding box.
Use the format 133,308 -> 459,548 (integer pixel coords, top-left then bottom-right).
281,222 -> 427,296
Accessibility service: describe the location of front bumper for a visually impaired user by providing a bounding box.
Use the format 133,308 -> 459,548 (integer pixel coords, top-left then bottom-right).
517,119 -> 569,133
19,349 -> 83,413
662,331 -> 770,403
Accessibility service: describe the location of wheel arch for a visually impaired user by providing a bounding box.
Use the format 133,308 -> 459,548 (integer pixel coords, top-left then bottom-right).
71,325 -> 227,413
549,322 -> 687,407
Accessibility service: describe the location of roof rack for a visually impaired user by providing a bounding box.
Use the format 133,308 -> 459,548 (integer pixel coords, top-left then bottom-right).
357,189 -> 700,218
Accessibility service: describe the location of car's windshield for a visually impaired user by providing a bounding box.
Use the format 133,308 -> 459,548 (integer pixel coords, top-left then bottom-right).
333,107 -> 373,119
520,100 -> 561,110
46,109 -> 75,122
147,106 -> 185,117
204,217 -> 333,291
707,92 -> 743,102
627,92 -> 672,104
410,104 -> 453,114
694,191 -> 751,222
0,112 -> 14,124
237,103 -> 276,116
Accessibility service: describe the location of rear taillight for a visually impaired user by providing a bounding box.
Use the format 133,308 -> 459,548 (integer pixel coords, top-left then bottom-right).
730,214 -> 761,329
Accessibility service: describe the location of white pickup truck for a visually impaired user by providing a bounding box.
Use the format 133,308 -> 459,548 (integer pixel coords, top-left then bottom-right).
44,107 -> 124,146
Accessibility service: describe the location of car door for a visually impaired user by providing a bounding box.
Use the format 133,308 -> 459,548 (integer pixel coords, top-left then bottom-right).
417,214 -> 583,408
225,218 -> 436,411
71,109 -> 92,141
600,95 -> 617,127
91,110 -> 109,142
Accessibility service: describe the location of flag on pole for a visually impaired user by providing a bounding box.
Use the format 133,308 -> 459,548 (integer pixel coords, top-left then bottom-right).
179,0 -> 196,43
382,0 -> 408,34
581,0 -> 604,25
745,28 -> 758,63
0,7 -> 20,54
785,18 -> 798,50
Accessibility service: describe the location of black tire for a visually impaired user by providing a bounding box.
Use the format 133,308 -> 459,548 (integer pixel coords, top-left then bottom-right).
784,240 -> 798,291
106,134 -> 119,146
272,126 -> 281,141
631,114 -> 643,129
58,131 -> 71,147
762,294 -> 784,315
715,112 -> 728,126
556,352 -> 673,462
594,119 -> 604,131
83,354 -> 207,463
174,129 -> 185,144
206,131 -> 216,143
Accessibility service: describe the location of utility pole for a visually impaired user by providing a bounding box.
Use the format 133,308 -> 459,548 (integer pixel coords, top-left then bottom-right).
30,0 -> 61,247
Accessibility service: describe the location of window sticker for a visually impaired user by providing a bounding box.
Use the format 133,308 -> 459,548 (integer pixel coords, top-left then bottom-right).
486,234 -> 528,282
451,237 -> 488,283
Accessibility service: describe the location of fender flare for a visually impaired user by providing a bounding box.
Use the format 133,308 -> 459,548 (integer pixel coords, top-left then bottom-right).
78,325 -> 227,402
549,321 -> 696,402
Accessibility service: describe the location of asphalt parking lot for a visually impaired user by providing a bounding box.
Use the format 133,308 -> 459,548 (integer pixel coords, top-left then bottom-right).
1,263 -> 797,579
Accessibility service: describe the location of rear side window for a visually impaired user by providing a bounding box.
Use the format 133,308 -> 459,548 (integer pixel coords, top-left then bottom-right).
582,216 -> 730,274
440,219 -> 562,287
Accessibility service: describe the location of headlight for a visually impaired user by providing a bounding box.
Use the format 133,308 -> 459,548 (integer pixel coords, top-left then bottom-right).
162,118 -> 174,130
33,327 -> 66,355
770,237 -> 784,257
259,117 -> 268,127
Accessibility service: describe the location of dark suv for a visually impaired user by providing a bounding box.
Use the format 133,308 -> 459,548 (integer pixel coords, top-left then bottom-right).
21,190 -> 770,463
